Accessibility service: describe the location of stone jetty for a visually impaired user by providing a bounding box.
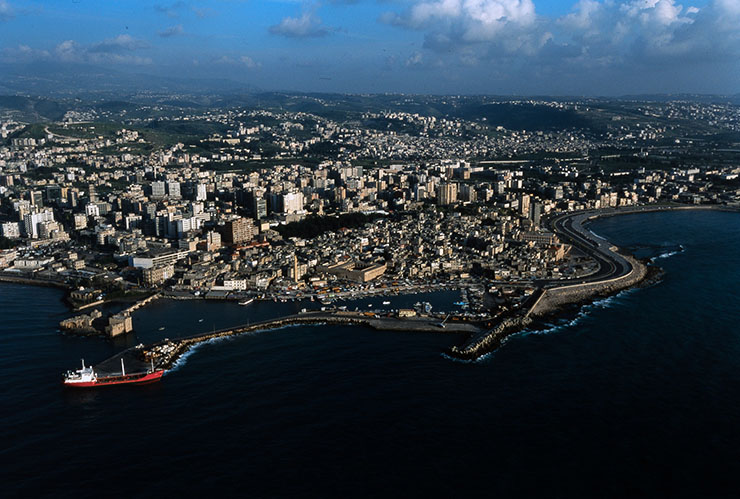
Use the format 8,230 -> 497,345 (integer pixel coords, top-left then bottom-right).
94,310 -> 483,374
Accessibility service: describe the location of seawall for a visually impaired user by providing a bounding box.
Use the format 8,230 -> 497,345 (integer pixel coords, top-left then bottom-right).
529,254 -> 647,318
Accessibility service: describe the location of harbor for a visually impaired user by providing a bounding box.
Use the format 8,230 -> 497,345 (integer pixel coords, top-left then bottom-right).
82,206 -> 668,374
90,309 -> 484,376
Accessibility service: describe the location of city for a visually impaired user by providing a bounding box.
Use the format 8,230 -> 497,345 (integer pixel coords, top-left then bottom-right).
1,95 -> 738,339
3,0 -> 740,496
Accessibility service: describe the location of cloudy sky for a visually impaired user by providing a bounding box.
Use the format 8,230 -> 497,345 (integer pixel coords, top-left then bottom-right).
1,0 -> 739,95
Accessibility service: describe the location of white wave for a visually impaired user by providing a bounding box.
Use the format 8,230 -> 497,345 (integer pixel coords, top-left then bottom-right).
165,345 -> 199,374
651,244 -> 684,262
165,334 -> 245,374
520,288 -> 635,340
440,351 -> 494,364
588,230 -> 608,241
165,323 -> 318,374
495,289 -> 638,355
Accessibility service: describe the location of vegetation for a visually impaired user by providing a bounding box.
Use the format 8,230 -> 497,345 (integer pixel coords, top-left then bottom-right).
0,236 -> 21,249
276,213 -> 385,239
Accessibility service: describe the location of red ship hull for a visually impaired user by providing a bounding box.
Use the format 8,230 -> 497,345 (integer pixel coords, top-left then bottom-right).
64,369 -> 164,388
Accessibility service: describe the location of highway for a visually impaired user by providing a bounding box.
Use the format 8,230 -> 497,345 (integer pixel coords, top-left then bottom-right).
545,204 -> 735,286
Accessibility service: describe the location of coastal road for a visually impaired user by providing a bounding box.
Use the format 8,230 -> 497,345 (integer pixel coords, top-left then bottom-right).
544,209 -> 634,287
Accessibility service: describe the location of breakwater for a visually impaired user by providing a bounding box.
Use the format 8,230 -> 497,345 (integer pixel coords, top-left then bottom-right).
447,254 -> 649,360
93,311 -> 481,374
529,254 -> 647,318
446,202 -> 661,361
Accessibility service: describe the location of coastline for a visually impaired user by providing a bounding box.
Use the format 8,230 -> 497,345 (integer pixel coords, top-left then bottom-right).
7,203 -> 738,364
444,206 -> 682,361
0,273 -> 70,290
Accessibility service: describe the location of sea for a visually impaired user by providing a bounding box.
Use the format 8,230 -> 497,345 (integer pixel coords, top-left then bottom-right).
2,209 -> 740,498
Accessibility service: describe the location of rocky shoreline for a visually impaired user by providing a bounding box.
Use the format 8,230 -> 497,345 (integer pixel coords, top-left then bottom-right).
445,253 -> 660,361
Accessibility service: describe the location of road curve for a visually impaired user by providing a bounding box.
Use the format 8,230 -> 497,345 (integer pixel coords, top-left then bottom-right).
546,209 -> 634,287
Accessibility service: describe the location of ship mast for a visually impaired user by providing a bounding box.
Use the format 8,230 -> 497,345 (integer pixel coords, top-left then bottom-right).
121,358 -> 126,376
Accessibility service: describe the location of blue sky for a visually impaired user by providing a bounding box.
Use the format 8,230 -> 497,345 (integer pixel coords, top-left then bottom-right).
1,0 -> 738,95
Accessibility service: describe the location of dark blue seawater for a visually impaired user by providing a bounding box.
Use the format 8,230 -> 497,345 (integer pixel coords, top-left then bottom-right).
2,210 -> 740,498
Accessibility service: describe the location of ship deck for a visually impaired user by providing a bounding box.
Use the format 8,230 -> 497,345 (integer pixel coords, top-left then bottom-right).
94,348 -> 151,376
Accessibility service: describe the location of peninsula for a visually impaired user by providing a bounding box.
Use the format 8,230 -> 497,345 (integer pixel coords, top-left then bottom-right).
1,94 -> 739,361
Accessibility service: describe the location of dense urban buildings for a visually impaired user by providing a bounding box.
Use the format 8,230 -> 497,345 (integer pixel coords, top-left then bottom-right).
1,94 -> 739,309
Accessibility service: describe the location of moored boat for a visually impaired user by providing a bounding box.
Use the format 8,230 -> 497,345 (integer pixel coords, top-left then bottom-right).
63,359 -> 164,388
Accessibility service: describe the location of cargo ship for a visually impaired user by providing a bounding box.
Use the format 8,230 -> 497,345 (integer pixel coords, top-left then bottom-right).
63,358 -> 163,388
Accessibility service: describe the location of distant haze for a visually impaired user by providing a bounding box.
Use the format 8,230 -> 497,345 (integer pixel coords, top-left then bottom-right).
0,0 -> 738,96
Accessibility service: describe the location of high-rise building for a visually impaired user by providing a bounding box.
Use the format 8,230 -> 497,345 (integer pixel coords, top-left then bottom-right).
205,230 -> 221,251
23,209 -> 55,239
196,183 -> 207,202
85,203 -> 100,218
73,213 -> 88,230
221,217 -> 256,245
30,190 -> 43,208
459,184 -> 477,203
38,220 -> 62,240
254,198 -> 267,220
45,185 -> 62,204
437,183 -> 458,206
167,181 -> 181,199
282,191 -> 304,214
151,181 -> 166,199
68,190 -> 79,208
530,202 -> 543,228
1,221 -> 21,238
519,194 -> 531,217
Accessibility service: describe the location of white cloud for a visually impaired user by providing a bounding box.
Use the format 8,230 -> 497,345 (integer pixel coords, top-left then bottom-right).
239,56 -> 260,69
405,51 -> 424,67
212,55 -> 262,69
159,24 -> 185,38
154,2 -> 187,19
88,34 -> 150,53
383,0 -> 740,66
269,9 -> 333,38
0,0 -> 12,21
54,36 -> 152,65
1,44 -> 50,63
385,0 -> 537,43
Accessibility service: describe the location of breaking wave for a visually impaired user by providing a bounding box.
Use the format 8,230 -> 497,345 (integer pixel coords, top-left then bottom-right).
166,335 -> 236,374
442,288 -> 637,364
165,323 -> 317,374
588,229 -> 608,241
651,244 -> 684,262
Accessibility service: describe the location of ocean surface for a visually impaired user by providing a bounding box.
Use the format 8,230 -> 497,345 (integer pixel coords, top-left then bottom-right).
2,210 -> 740,498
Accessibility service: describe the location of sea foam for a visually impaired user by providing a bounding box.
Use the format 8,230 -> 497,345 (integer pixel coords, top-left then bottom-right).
165,323 -> 317,373
651,244 -> 684,262
442,288 -> 637,364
